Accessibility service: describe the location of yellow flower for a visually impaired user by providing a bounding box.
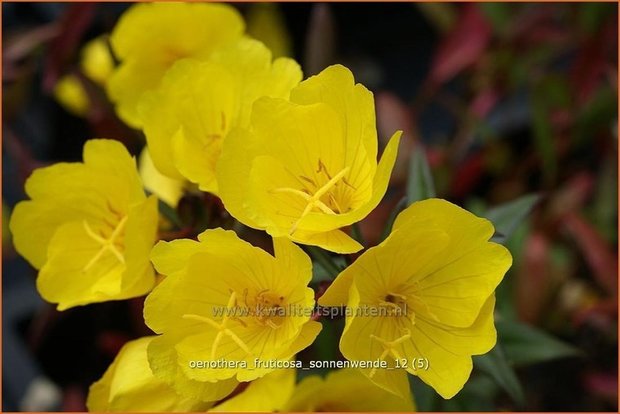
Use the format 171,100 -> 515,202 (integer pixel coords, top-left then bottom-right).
283,368 -> 415,412
9,139 -> 158,310
53,37 -> 114,117
139,37 -> 301,193
217,64 -> 402,254
107,2 -> 244,128
53,75 -> 89,117
80,36 -> 115,86
318,199 -> 512,399
144,228 -> 321,401
87,336 -> 212,412
210,367 -> 295,412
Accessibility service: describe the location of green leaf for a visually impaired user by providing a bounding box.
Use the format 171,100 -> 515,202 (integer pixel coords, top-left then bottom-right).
485,194 -> 540,244
380,196 -> 407,242
407,145 -> 436,205
497,319 -> 582,366
157,198 -> 183,229
409,375 -> 440,411
305,246 -> 342,279
479,3 -> 513,36
312,254 -> 346,283
474,345 -> 525,407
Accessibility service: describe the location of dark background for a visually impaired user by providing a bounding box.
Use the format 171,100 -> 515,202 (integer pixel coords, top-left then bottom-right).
3,2 -> 618,411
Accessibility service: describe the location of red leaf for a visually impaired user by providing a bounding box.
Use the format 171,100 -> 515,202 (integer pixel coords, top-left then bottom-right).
376,91 -> 416,184
449,153 -> 484,198
570,20 -> 617,104
428,4 -> 492,85
470,87 -> 500,118
42,3 -> 97,92
562,212 -> 618,297
516,232 -> 551,323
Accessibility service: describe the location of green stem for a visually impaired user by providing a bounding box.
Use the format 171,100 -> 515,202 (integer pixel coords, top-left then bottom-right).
380,196 -> 408,242
351,222 -> 366,247
305,246 -> 341,278
157,198 -> 183,230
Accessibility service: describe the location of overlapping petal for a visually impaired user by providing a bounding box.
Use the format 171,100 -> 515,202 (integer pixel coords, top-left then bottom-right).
9,139 -> 158,310
217,64 -> 401,253
319,198 -> 512,399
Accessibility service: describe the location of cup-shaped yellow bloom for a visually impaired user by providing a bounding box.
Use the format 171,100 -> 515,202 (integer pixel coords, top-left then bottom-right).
217,64 -> 402,254
144,228 -> 321,401
108,2 -> 244,127
283,368 -> 415,412
87,336 -> 212,412
9,139 -> 158,310
319,199 -> 512,399
140,38 -> 301,193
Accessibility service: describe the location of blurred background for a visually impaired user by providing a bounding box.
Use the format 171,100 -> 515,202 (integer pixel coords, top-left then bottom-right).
2,2 -> 618,411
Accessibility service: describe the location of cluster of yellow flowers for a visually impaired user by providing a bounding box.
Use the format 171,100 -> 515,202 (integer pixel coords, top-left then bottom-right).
11,3 -> 512,412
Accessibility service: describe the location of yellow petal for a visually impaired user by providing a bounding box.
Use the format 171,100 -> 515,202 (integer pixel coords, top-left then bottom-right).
413,242 -> 510,327
150,239 -> 208,278
392,198 -> 494,244
120,195 -> 158,295
10,198 -> 89,269
80,36 -> 115,85
290,64 -> 378,165
139,59 -> 236,182
83,139 -> 144,203
284,368 -> 415,412
290,228 -> 363,254
53,75 -> 89,117
318,200 -> 447,310
338,301 -> 411,398
147,330 -> 240,402
272,236 -> 312,283
139,147 -> 185,207
211,367 -> 295,412
402,297 -> 498,399
298,130 -> 401,233
246,3 -> 292,59
108,2 -> 244,127
37,220 -> 125,310
216,127 -> 264,229
87,336 -> 212,412
171,127 -> 222,194
107,59 -> 166,128
110,3 -> 243,60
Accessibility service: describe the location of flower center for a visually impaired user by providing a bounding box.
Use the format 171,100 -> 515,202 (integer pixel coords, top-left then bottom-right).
379,291 -> 409,318
181,288 -> 287,360
272,160 -> 354,235
240,288 -> 286,329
